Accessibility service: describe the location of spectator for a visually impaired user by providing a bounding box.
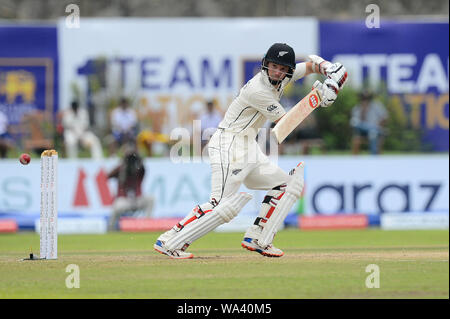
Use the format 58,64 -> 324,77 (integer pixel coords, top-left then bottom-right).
0,110 -> 12,158
199,100 -> 222,149
62,101 -> 103,160
20,110 -> 53,155
107,145 -> 154,231
110,97 -> 138,154
136,96 -> 170,157
350,90 -> 388,155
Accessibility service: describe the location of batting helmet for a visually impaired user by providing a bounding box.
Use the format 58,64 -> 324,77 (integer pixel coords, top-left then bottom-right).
262,43 -> 296,84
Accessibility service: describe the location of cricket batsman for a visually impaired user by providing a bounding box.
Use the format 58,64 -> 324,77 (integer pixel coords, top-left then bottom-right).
155,43 -> 348,259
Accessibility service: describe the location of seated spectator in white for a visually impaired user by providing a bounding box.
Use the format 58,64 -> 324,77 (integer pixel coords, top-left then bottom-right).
0,110 -> 13,158
199,100 -> 222,148
62,101 -> 103,159
110,97 -> 138,153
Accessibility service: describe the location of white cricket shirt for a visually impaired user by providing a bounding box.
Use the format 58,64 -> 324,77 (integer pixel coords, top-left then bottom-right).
217,62 -> 307,139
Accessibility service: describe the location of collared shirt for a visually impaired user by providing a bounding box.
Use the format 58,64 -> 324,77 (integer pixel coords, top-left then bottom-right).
111,107 -> 137,133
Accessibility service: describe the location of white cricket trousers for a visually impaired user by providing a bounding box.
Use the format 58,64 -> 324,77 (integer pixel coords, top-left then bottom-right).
208,129 -> 290,203
65,131 -> 103,160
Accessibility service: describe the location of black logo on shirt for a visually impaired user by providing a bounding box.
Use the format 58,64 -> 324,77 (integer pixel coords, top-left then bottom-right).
267,105 -> 278,112
232,169 -> 242,175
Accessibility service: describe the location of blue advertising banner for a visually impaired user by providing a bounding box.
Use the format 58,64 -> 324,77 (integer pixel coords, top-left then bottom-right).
0,25 -> 58,138
320,21 -> 449,151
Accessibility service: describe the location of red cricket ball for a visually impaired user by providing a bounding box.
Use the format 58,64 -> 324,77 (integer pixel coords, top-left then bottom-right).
19,153 -> 31,165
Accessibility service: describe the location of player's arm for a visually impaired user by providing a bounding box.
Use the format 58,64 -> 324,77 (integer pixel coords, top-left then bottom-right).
292,56 -> 348,90
291,60 -> 330,80
250,91 -> 286,124
301,61 -> 317,77
308,55 -> 348,89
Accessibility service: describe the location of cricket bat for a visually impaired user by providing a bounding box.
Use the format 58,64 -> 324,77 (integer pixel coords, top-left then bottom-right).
271,88 -> 322,144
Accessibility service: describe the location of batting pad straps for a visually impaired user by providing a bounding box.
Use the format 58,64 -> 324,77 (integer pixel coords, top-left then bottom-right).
262,195 -> 273,204
258,163 -> 305,247
254,186 -> 286,227
164,192 -> 252,251
173,202 -> 215,232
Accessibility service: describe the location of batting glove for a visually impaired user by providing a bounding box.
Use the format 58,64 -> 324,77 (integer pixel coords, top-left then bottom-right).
325,62 -> 348,89
308,55 -> 348,90
312,79 -> 339,107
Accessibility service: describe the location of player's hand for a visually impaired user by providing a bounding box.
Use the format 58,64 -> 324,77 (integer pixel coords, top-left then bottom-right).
312,79 -> 338,107
325,62 -> 348,89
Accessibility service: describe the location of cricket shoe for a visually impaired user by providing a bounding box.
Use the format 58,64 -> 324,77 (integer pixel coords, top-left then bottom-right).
241,237 -> 284,257
154,240 -> 193,259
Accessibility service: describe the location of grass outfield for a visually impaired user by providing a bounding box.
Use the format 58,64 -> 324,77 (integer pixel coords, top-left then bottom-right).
0,229 -> 448,299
